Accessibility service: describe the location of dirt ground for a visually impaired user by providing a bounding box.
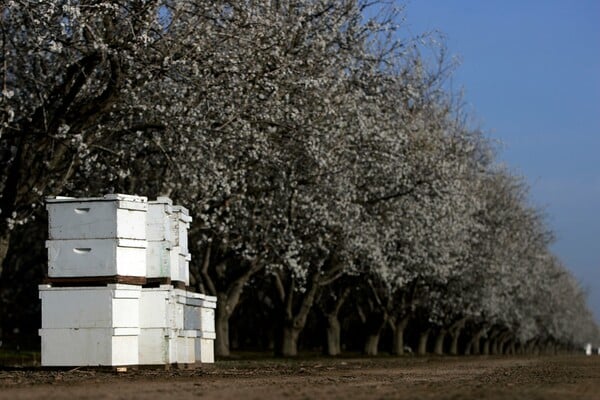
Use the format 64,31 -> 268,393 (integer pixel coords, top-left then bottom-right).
1,355 -> 598,400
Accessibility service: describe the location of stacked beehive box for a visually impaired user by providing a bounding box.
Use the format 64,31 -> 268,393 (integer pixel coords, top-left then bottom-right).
39,283 -> 142,366
45,194 -> 148,281
138,284 -> 178,365
40,194 -> 147,366
146,197 -> 192,286
40,194 -> 217,367
137,286 -> 217,365
183,291 -> 217,363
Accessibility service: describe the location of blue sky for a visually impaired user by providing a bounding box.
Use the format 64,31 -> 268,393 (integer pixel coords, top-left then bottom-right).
402,0 -> 600,321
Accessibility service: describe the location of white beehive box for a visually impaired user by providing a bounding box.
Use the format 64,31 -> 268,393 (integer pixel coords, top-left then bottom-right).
146,198 -> 191,283
139,285 -> 181,365
171,205 -> 192,253
170,248 -> 191,285
47,238 -> 147,277
146,241 -> 174,279
171,289 -> 188,329
184,292 -> 217,332
179,252 -> 191,285
177,330 -> 197,364
146,243 -> 190,283
46,194 -> 147,240
40,327 -> 140,366
195,331 -> 216,363
138,328 -> 178,365
139,287 -> 216,365
39,284 -> 141,328
147,197 -> 174,242
183,291 -> 216,364
139,286 -> 177,329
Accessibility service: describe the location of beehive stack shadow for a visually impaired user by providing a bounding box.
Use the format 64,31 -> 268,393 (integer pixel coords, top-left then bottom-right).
39,194 -> 216,368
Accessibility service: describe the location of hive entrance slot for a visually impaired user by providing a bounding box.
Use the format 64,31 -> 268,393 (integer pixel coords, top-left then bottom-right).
73,248 -> 92,253
74,207 -> 90,214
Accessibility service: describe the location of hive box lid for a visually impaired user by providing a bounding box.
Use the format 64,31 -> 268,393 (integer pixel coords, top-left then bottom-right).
186,291 -> 217,303
185,291 -> 217,308
46,194 -> 148,211
172,205 -> 192,223
46,193 -> 147,203
149,196 -> 173,205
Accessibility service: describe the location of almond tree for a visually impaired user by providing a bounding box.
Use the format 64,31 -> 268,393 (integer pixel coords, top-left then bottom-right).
160,0 -> 401,357
350,51 -> 480,355
0,0 -> 235,278
0,0 -> 198,340
455,168 -> 554,354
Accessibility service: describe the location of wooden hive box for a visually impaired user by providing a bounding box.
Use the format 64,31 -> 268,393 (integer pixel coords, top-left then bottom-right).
39,284 -> 142,366
46,194 -> 147,240
46,238 -> 147,278
39,327 -> 140,366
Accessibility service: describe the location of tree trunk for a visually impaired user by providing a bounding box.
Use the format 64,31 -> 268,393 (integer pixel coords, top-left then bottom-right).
0,231 -> 10,284
464,342 -> 472,356
362,310 -> 388,356
482,339 -> 490,355
529,338 -> 541,355
202,252 -> 262,358
449,327 -> 462,355
508,340 -> 516,355
213,268 -> 255,357
417,329 -> 430,356
323,286 -> 350,356
499,334 -> 511,355
515,342 -> 523,355
364,333 -> 380,356
488,329 -> 502,355
446,318 -> 466,356
392,316 -> 410,355
556,344 -> 564,355
215,297 -> 231,357
472,334 -> 481,355
281,325 -> 301,357
275,274 -> 321,357
0,231 -> 10,344
465,328 -> 484,355
491,338 -> 499,355
433,329 -> 446,355
325,315 -> 341,356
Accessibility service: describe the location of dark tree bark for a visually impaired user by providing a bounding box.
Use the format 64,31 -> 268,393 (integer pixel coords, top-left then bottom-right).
277,280 -> 320,357
359,279 -> 392,356
323,287 -> 351,356
199,244 -> 263,357
391,315 -> 410,355
433,328 -> 446,355
417,328 -> 430,356
274,263 -> 342,357
364,332 -> 381,356
447,318 -> 466,356
482,338 -> 491,355
325,315 -> 342,356
465,327 -> 485,355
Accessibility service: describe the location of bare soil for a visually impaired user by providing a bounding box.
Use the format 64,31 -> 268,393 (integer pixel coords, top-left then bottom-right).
1,355 -> 598,400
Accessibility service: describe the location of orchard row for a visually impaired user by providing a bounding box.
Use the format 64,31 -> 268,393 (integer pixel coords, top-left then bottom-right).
1,1 -> 597,353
